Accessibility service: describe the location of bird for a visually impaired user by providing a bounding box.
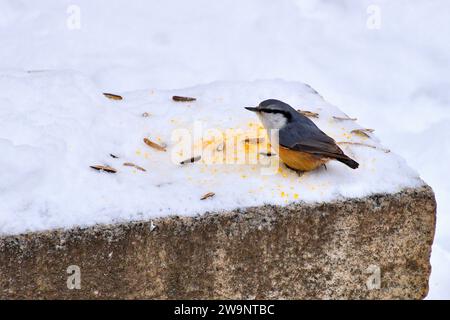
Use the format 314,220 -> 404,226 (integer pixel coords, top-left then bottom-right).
245,99 -> 359,172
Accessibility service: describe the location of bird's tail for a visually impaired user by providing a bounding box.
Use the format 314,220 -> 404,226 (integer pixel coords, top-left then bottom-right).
336,156 -> 359,169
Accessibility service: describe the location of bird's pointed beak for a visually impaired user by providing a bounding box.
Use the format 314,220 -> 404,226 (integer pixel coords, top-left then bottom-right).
245,107 -> 259,112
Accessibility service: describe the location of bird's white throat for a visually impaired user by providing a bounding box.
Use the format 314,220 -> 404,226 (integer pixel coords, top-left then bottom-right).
257,112 -> 287,130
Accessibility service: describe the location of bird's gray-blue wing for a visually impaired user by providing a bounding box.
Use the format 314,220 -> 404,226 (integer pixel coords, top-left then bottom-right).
278,123 -> 345,158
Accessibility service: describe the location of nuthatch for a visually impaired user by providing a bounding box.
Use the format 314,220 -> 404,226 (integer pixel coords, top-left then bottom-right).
245,99 -> 359,172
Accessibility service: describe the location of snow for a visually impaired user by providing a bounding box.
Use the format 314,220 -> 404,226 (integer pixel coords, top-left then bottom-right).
0,73 -> 421,234
0,0 -> 448,298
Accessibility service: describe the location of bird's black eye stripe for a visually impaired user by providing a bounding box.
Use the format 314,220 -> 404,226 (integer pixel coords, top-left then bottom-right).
259,108 -> 292,120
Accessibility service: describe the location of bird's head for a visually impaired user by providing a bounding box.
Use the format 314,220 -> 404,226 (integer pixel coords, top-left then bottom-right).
245,99 -> 297,129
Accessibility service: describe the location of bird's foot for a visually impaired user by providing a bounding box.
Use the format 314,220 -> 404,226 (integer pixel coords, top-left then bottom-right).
296,170 -> 305,177
284,164 -> 305,177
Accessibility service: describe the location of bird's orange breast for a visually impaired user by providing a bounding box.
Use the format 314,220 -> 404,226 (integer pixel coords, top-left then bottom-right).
278,146 -> 328,171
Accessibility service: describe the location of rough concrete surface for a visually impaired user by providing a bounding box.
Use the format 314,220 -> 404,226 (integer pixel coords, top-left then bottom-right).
0,185 -> 436,299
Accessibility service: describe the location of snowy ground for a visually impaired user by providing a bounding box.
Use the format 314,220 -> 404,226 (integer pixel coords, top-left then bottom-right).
0,0 -> 448,298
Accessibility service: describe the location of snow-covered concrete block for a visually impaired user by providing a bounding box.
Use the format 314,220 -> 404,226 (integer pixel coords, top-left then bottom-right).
0,73 -> 436,298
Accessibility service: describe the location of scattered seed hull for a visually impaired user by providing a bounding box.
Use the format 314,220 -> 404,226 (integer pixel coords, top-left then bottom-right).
333,115 -> 357,121
260,152 -> 276,157
200,192 -> 215,200
123,162 -> 146,172
90,165 -> 117,173
180,156 -> 201,165
351,128 -> 375,138
338,141 -> 390,153
143,138 -> 167,151
172,95 -> 196,102
103,93 -> 123,100
297,110 -> 319,118
243,137 -> 265,144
